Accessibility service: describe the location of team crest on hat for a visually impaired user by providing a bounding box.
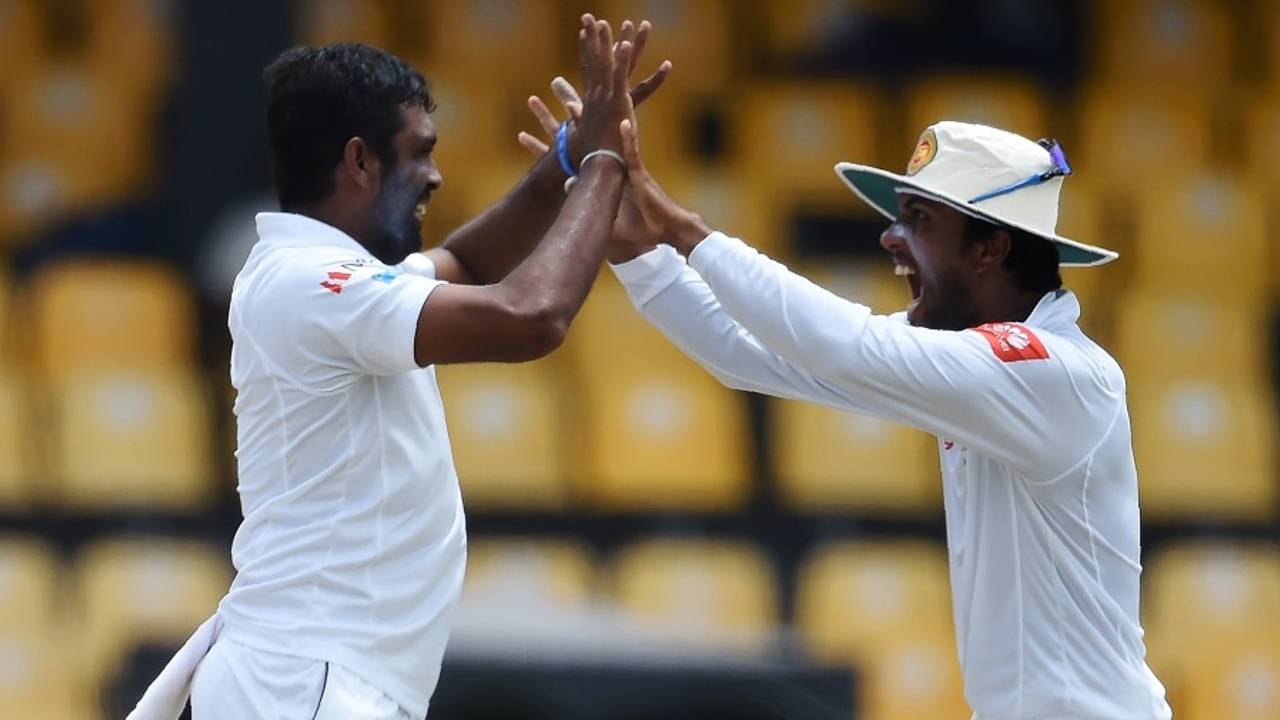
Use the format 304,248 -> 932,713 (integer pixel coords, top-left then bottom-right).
905,128 -> 937,176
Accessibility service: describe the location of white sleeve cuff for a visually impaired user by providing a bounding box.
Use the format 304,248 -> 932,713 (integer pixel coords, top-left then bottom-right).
686,231 -> 741,274
399,252 -> 438,279
608,244 -> 687,307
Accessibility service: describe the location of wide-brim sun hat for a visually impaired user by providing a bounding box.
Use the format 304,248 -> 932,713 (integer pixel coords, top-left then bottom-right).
834,121 -> 1117,267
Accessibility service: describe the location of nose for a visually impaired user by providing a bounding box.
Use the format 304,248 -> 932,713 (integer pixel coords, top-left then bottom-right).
427,165 -> 443,192
879,220 -> 906,254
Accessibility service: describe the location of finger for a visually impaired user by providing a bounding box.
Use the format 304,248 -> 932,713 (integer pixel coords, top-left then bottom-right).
517,131 -> 550,156
597,20 -> 615,90
629,20 -> 651,78
620,118 -> 643,174
527,95 -> 560,138
566,101 -> 583,123
612,40 -> 632,99
630,60 -> 672,107
578,14 -> 599,91
616,20 -> 636,60
551,76 -> 582,109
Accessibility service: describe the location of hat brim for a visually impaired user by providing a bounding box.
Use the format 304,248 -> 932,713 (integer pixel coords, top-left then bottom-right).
834,162 -> 1118,268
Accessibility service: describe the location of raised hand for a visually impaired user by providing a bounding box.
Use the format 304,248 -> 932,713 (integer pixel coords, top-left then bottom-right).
572,14 -> 633,158
518,19 -> 672,160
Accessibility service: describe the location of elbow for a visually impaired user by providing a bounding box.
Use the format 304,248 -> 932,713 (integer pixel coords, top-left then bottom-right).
508,298 -> 571,361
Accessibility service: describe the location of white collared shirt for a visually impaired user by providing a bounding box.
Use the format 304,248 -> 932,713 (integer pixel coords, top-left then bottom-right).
611,234 -> 1172,720
218,212 -> 466,718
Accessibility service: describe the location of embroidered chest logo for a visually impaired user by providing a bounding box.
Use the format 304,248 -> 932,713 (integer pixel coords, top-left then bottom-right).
320,271 -> 351,294
971,322 -> 1049,363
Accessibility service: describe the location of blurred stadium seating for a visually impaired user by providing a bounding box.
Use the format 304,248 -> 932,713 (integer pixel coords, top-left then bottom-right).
0,1 -> 1276,719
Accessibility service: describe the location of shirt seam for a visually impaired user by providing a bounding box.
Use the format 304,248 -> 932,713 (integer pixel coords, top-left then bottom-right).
1034,398 -> 1125,486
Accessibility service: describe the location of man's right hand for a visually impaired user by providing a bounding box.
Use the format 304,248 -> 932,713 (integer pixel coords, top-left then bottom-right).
611,117 -> 712,261
573,14 -> 634,157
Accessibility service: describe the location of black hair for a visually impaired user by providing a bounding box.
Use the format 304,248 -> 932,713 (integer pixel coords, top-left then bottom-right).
964,216 -> 1063,295
262,43 -> 434,209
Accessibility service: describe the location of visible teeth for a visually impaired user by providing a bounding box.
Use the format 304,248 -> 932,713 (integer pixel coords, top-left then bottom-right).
414,202 -> 427,221
894,264 -> 915,276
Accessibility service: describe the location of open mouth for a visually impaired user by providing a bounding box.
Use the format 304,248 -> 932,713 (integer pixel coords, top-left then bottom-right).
413,194 -> 430,224
894,261 -> 922,313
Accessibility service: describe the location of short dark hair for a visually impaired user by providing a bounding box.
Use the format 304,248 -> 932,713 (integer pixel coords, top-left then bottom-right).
964,216 -> 1063,295
262,43 -> 434,209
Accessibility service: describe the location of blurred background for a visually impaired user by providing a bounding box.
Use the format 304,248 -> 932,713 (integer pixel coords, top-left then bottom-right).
0,0 -> 1278,718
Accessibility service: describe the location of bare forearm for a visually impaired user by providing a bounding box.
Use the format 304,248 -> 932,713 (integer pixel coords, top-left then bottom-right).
441,152 -> 568,284
499,158 -> 625,324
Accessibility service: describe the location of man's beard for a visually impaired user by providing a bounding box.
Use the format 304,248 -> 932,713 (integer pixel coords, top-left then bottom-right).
369,168 -> 423,266
915,270 -> 981,331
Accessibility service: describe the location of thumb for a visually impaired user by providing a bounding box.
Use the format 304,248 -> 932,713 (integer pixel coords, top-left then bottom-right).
620,118 -> 644,176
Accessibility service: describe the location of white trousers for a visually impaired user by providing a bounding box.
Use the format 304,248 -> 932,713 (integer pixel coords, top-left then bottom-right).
191,637 -> 413,720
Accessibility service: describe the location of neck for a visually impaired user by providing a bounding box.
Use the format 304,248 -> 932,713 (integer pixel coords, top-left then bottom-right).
288,202 -> 372,251
986,289 -> 1046,325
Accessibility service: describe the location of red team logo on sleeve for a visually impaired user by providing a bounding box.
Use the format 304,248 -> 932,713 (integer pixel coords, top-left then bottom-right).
320,271 -> 351,294
971,323 -> 1049,363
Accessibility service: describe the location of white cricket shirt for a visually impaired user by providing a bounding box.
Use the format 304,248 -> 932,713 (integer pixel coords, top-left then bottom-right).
218,212 -> 467,718
611,235 -> 1171,720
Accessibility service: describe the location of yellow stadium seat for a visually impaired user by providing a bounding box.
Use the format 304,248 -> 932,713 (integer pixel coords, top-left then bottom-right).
566,277 -> 750,511
905,75 -> 1050,141
611,537 -> 777,647
736,81 -> 881,198
1088,0 -> 1231,89
0,537 -> 81,718
1131,173 -> 1268,300
69,538 -> 229,703
0,0 -> 43,96
795,541 -> 953,661
860,623 -> 970,720
1129,379 -> 1277,520
772,398 -> 939,513
0,372 -> 35,507
1181,625 -> 1280,720
0,634 -> 83,720
421,0 -> 560,92
756,0 -> 924,65
0,155 -> 84,246
0,63 -> 156,212
1077,90 -> 1211,190
795,541 -> 966,720
28,260 -> 194,378
437,359 -> 573,509
592,0 -> 732,93
659,166 -> 773,256
1115,293 -> 1269,381
0,537 -> 61,640
297,0 -> 393,48
1244,96 -> 1280,188
462,538 -> 595,617
418,75 -> 511,199
1145,542 -> 1280,715
734,82 -> 882,257
50,370 -> 213,511
1056,180 -> 1120,341
83,0 -> 178,105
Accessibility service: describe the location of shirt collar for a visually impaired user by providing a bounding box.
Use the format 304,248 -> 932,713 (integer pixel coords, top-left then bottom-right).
1024,288 -> 1080,331
254,212 -> 371,256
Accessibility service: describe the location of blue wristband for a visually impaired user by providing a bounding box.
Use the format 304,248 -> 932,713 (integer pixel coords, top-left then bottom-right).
556,122 -> 577,177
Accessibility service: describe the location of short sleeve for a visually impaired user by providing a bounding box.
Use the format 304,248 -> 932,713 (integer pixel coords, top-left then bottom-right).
398,252 -> 438,279
304,260 -> 442,375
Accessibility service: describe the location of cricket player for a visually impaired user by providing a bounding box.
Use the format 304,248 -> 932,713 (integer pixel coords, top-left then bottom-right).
127,16 -> 669,720
523,88 -> 1173,717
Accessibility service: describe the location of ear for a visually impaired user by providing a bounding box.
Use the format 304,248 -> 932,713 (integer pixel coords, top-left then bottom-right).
974,227 -> 1013,275
340,137 -> 382,192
